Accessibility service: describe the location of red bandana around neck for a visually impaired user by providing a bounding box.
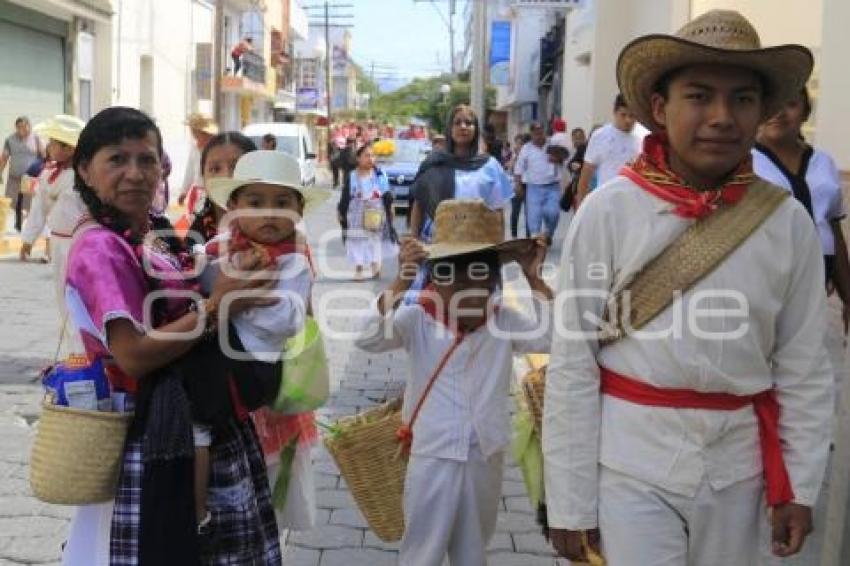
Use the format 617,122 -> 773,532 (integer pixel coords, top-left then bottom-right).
621,133 -> 756,219
205,225 -> 315,276
45,160 -> 71,184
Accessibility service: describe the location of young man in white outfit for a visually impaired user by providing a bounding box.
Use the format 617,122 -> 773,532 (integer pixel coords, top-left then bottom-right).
544,10 -> 833,566
575,94 -> 647,205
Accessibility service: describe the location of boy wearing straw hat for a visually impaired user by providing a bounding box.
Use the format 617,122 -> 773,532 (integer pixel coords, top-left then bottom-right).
356,199 -> 553,566
544,10 -> 833,565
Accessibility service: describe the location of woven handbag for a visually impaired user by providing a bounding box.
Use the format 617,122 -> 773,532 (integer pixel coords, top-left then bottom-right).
363,207 -> 385,232
30,397 -> 132,504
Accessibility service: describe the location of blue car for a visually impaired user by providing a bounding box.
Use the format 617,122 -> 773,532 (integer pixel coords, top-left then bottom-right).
377,140 -> 431,216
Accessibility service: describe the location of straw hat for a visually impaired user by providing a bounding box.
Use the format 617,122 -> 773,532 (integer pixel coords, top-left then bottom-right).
207,150 -> 305,209
425,199 -> 534,261
617,10 -> 813,131
184,112 -> 219,136
33,114 -> 85,147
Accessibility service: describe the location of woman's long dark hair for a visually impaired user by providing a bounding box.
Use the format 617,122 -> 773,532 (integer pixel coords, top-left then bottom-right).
200,132 -> 256,174
190,132 -> 258,245
73,106 -> 164,244
445,104 -> 481,158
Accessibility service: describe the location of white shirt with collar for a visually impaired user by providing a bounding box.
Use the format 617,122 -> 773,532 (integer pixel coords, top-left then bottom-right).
514,141 -> 560,186
752,147 -> 847,255
584,123 -> 647,186
356,294 -> 552,461
543,175 -> 833,530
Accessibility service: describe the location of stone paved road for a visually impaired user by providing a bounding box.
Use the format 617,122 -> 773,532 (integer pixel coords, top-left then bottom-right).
2,183 -> 847,565
0,187 -> 570,565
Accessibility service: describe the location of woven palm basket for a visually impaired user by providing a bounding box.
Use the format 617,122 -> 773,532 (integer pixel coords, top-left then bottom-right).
522,366 -> 547,436
30,401 -> 132,505
323,399 -> 407,542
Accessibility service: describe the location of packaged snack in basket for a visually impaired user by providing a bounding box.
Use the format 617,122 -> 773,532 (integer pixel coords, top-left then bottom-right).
42,355 -> 112,411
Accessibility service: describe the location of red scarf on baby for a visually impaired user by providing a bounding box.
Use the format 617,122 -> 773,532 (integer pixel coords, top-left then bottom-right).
205,225 -> 316,276
620,133 -> 756,219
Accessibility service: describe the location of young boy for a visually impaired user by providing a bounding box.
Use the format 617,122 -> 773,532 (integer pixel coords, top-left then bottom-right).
545,10 -> 832,565
195,150 -> 316,531
356,199 -> 553,565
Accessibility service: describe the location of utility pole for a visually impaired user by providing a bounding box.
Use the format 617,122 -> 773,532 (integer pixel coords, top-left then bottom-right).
470,0 -> 487,120
212,0 -> 224,124
304,2 -> 353,123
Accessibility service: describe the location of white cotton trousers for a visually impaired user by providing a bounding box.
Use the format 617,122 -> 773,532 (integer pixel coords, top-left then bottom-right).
399,445 -> 504,566
598,466 -> 762,566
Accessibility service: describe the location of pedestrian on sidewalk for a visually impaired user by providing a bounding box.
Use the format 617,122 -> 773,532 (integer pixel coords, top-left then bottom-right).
754,86 -> 850,414
544,10 -> 833,565
509,133 -> 530,239
0,116 -> 45,231
184,132 -> 256,247
344,142 -> 397,280
61,107 -> 282,565
19,115 -> 87,329
356,199 -> 553,566
514,122 -> 562,243
574,94 -> 646,206
336,135 -> 359,244
202,149 -> 319,532
231,36 -> 254,76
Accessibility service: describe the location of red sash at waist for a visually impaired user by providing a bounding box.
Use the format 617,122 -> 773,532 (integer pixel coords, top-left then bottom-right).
600,366 -> 794,506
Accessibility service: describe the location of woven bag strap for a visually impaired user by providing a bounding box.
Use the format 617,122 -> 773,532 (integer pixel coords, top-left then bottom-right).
600,179 -> 788,346
396,334 -> 464,449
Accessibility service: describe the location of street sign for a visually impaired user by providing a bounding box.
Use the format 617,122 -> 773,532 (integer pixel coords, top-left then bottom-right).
489,21 -> 511,86
512,0 -> 584,8
297,87 -> 320,110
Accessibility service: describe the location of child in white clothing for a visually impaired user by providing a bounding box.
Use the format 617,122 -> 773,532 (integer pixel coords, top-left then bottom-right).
195,150 -> 316,531
355,199 -> 553,566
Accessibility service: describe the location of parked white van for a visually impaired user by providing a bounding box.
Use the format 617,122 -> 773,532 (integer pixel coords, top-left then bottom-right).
243,122 -> 317,186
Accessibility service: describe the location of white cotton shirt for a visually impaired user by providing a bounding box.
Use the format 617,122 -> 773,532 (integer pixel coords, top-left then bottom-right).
355,295 -> 553,461
583,123 -> 647,186
199,241 -> 312,362
752,147 -> 846,255
21,168 -> 87,244
543,175 -> 834,530
514,141 -> 560,186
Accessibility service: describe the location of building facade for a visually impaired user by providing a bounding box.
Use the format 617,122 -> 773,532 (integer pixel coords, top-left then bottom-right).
1,0 -> 112,129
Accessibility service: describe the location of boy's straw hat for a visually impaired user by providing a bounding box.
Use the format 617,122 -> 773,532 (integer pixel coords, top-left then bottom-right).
425,199 -> 534,261
207,150 -> 305,208
33,114 -> 85,148
184,112 -> 219,136
617,9 -> 813,131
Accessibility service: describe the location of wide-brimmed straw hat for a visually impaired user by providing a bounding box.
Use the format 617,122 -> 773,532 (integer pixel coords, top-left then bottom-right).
33,114 -> 85,147
425,199 -> 535,262
207,150 -> 305,209
617,9 -> 813,131
184,112 -> 219,136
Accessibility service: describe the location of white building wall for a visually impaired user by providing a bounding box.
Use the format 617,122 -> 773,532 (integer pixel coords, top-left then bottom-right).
560,0 -> 689,132
112,0 -> 214,200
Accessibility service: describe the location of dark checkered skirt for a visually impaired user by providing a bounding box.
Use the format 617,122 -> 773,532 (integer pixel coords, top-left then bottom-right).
110,419 -> 281,565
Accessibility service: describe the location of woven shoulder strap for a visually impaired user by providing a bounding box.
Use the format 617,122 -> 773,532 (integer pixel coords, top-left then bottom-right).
600,180 -> 788,345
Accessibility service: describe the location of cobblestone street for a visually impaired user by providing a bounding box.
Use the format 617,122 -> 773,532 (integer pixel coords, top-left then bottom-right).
0,193 -> 568,565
